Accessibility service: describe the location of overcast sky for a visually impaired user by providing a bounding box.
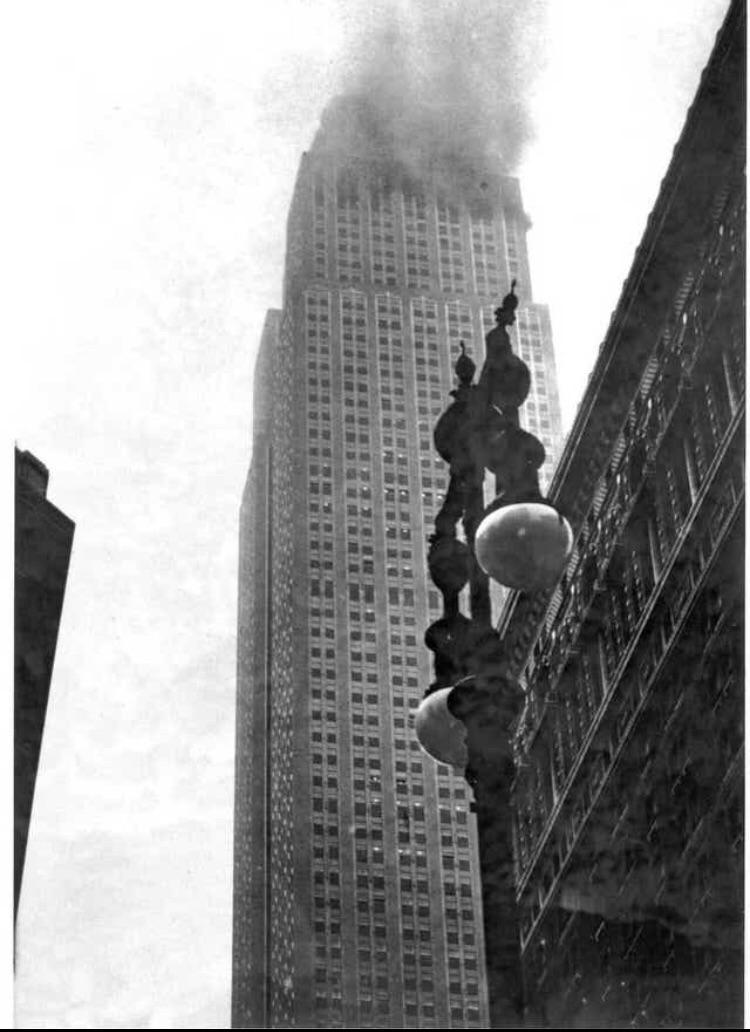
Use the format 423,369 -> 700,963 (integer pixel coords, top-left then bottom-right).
6,1 -> 729,1027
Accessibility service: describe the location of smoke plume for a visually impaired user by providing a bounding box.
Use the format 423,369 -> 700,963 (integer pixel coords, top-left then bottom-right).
325,0 -> 549,185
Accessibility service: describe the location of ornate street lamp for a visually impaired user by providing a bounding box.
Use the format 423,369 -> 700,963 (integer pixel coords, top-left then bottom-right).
415,282 -> 573,1027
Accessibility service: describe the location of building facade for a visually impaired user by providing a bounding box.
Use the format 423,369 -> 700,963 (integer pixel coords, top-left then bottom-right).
15,448 -> 75,925
232,97 -> 564,1029
498,3 -> 744,1025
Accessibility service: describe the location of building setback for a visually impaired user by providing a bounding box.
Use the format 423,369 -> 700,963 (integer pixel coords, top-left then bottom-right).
14,448 -> 75,925
232,96 -> 564,1029
498,2 -> 744,1026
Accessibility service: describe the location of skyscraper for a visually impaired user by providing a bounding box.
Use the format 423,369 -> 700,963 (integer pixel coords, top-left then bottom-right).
232,96 -> 564,1029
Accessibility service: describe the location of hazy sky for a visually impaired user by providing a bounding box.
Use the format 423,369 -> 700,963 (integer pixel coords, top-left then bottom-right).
7,1 -> 728,1027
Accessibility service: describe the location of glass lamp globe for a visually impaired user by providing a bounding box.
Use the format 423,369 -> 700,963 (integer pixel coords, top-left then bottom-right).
475,502 -> 573,592
414,687 -> 468,772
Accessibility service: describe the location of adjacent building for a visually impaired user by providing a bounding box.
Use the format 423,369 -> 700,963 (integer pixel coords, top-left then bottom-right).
498,2 -> 744,1025
232,98 -> 564,1028
14,448 -> 75,924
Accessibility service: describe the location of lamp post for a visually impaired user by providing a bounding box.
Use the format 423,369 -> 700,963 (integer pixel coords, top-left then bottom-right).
415,283 -> 573,1027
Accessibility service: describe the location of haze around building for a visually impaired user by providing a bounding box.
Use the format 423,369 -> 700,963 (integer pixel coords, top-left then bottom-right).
325,0 -> 548,186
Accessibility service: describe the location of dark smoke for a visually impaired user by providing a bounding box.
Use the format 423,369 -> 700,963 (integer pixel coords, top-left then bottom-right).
322,0 -> 549,185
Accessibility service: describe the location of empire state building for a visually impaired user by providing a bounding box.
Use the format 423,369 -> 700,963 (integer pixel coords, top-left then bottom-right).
232,95 -> 564,1029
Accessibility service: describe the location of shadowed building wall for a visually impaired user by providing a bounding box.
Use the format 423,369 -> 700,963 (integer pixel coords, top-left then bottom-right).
497,2 -> 744,1025
15,449 -> 75,924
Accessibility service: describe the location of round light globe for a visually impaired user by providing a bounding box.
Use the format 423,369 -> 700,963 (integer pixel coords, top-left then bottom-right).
475,502 -> 573,592
414,687 -> 468,772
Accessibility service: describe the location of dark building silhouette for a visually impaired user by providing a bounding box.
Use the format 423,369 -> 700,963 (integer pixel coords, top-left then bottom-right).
498,2 -> 744,1025
14,449 -> 75,923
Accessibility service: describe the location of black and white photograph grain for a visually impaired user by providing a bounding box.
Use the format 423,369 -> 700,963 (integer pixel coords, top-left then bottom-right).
10,0 -> 744,1028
